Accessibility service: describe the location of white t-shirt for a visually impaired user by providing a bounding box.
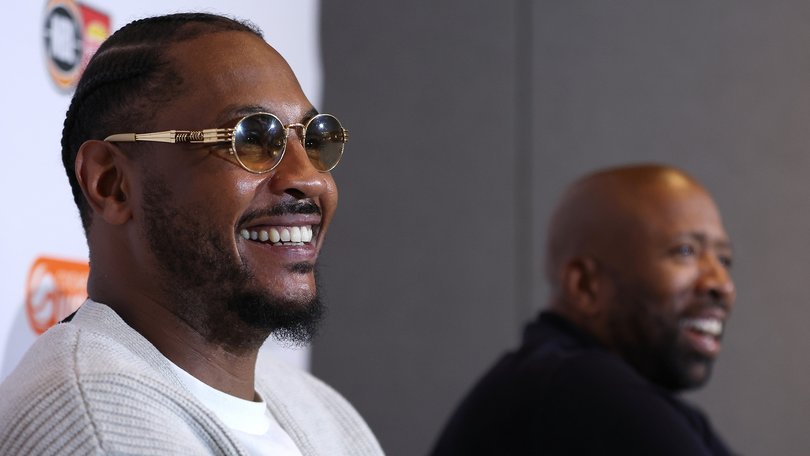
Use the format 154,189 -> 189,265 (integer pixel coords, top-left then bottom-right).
169,362 -> 303,456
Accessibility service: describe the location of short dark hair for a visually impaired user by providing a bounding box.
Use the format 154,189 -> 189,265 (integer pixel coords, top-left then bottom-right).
61,13 -> 262,232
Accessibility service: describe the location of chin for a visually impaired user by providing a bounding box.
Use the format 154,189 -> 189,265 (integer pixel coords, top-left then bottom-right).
225,285 -> 324,343
287,262 -> 315,274
670,359 -> 714,391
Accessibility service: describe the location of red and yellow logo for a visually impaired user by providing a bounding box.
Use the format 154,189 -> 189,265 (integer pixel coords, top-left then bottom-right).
25,257 -> 89,335
43,0 -> 110,91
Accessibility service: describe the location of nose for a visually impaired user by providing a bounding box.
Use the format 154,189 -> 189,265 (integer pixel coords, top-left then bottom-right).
698,253 -> 736,311
267,132 -> 331,199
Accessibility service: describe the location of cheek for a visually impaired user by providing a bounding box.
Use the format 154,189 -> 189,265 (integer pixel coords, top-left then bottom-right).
178,169 -> 258,220
644,263 -> 700,313
234,177 -> 260,198
611,261 -> 696,310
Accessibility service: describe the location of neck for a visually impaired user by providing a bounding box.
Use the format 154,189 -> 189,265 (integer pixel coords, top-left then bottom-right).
86,228 -> 269,400
90,284 -> 263,400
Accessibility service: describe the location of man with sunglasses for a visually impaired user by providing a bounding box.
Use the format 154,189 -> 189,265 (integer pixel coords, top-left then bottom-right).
0,13 -> 382,456
432,165 -> 736,455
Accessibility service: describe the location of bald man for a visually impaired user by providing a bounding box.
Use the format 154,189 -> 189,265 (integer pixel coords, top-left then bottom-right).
431,165 -> 736,455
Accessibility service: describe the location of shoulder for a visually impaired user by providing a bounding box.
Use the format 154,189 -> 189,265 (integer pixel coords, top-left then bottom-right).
455,325 -> 636,408
0,324 -> 216,455
255,353 -> 384,456
432,329 -> 617,455
2,320 -> 171,389
529,349 -> 724,455
0,325 -> 98,454
434,329 -> 723,455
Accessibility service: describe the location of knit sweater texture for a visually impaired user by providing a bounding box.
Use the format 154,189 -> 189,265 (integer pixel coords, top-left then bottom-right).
0,300 -> 384,455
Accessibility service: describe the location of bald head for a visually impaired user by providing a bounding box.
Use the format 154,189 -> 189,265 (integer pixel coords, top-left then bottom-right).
546,164 -> 711,295
544,164 -> 735,390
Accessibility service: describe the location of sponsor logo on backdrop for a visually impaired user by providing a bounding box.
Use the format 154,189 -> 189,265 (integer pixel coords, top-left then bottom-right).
25,257 -> 89,334
43,0 -> 110,91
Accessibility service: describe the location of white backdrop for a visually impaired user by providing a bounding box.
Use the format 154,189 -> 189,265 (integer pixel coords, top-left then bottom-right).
0,0 -> 322,380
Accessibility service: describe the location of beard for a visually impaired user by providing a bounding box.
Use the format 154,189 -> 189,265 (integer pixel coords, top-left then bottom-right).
140,177 -> 324,353
606,286 -> 714,392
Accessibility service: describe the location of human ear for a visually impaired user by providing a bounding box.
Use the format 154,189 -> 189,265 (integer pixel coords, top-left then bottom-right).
75,140 -> 132,226
561,257 -> 603,318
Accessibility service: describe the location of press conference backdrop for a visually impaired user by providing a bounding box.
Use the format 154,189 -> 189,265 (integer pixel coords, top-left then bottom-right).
0,0 -> 322,379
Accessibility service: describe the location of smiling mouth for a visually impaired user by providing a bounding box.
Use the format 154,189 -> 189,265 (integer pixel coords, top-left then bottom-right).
681,318 -> 723,337
680,317 -> 725,358
240,225 -> 314,246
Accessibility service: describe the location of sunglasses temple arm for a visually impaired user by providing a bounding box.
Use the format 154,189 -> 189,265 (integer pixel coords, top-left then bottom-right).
104,129 -> 232,144
197,128 -> 233,143
104,131 -> 180,143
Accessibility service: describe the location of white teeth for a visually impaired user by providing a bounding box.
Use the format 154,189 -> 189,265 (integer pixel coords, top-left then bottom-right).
683,318 -> 723,336
242,225 -> 314,245
290,226 -> 302,242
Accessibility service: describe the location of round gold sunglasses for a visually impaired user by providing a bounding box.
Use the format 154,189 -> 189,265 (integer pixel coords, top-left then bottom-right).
104,112 -> 348,173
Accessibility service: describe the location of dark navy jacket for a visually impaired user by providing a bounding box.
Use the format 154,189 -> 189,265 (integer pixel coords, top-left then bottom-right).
431,311 -> 734,456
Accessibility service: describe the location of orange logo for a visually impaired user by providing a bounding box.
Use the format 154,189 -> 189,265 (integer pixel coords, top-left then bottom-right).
25,257 -> 89,334
43,0 -> 111,91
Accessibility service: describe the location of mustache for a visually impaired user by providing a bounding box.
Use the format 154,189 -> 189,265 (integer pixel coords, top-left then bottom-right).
238,200 -> 321,226
683,295 -> 732,319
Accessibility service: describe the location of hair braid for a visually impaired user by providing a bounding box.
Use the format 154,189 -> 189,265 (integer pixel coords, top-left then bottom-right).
61,13 -> 262,232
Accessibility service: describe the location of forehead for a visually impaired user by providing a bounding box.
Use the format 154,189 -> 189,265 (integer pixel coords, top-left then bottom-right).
160,31 -> 311,126
627,182 -> 729,245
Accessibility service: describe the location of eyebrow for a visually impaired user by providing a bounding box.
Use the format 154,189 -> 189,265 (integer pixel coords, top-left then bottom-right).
682,232 -> 734,251
216,105 -> 320,125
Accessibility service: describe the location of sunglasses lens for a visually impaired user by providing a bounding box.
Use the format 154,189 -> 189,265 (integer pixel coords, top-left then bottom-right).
233,114 -> 285,172
305,114 -> 346,171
